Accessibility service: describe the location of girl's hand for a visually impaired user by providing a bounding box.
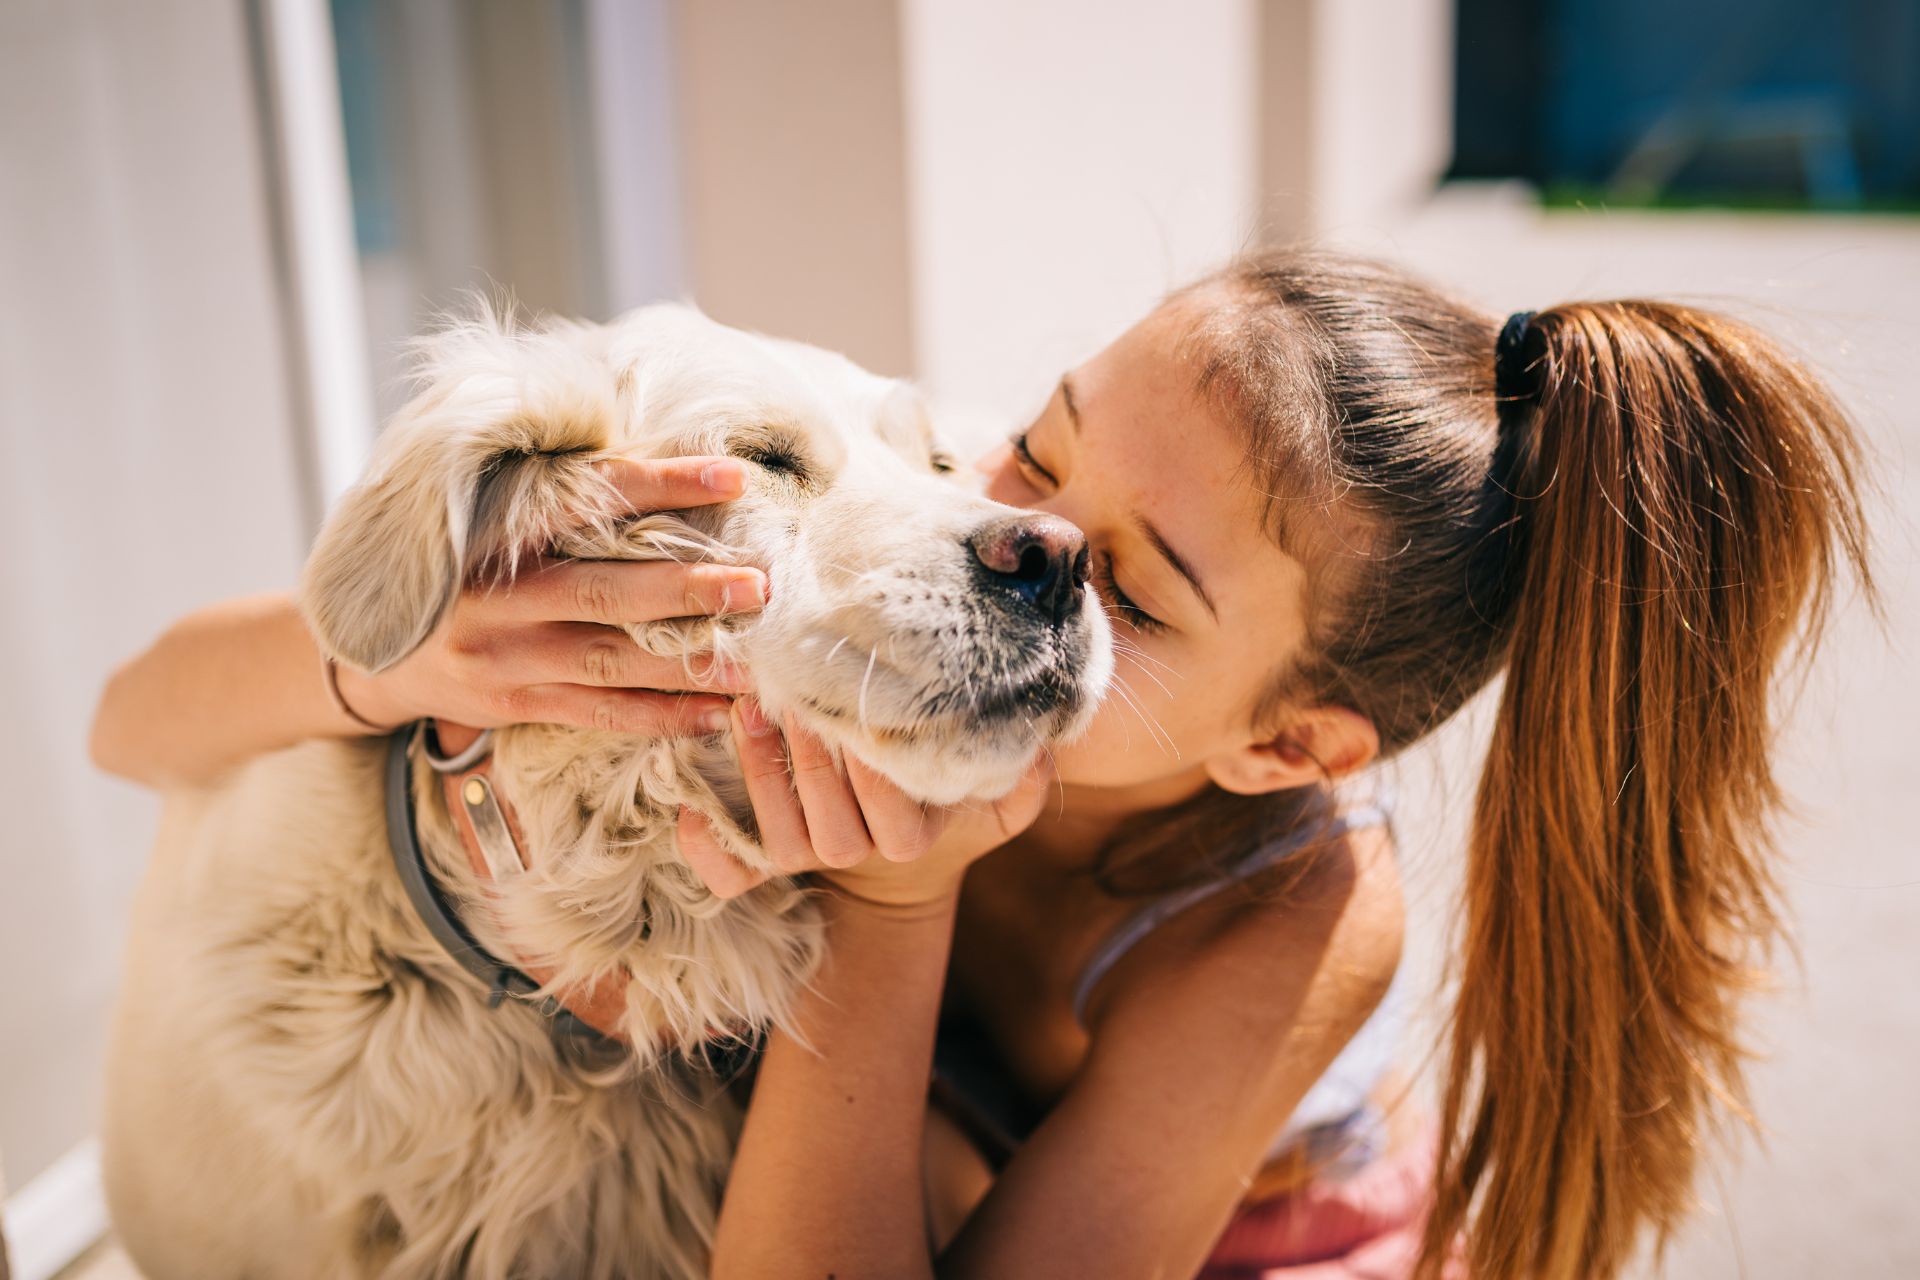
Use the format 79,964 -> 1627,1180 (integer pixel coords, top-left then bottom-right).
334,457 -> 766,736
677,699 -> 1054,908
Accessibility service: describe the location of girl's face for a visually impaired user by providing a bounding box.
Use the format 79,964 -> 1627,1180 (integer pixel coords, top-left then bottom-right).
979,300 -> 1360,798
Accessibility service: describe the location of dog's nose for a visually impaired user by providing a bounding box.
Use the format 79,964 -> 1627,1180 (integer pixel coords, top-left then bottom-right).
968,515 -> 1091,626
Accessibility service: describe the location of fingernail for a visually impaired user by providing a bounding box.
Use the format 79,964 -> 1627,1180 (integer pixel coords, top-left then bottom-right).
704,657 -> 752,688
701,706 -> 732,733
733,570 -> 769,607
700,459 -> 745,495
738,699 -> 777,737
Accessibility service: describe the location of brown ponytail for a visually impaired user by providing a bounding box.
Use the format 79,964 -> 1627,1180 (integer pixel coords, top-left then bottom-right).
1178,253 -> 1873,1278
1422,301 -> 1871,1277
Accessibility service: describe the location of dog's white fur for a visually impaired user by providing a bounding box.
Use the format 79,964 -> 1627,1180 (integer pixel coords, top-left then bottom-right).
101,304 -> 1111,1279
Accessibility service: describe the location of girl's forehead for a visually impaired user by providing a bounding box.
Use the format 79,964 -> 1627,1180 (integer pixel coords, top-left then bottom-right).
1073,313 -> 1313,638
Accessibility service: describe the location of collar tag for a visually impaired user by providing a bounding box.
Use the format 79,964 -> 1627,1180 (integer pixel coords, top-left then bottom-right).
458,773 -> 526,881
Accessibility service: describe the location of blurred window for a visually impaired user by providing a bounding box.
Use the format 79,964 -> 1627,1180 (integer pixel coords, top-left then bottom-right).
1452,0 -> 1920,211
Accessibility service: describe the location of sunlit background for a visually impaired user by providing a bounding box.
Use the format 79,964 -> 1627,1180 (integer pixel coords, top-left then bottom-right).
2,2 -> 1914,1277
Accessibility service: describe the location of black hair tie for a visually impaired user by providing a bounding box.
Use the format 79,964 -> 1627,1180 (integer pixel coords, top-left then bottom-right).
1488,309 -> 1548,507
1494,310 -> 1543,429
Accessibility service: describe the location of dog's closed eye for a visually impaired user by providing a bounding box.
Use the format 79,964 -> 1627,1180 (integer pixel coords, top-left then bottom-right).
736,443 -> 804,475
728,427 -> 818,489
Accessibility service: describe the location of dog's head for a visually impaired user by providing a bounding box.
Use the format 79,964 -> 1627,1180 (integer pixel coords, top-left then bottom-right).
303,303 -> 1112,806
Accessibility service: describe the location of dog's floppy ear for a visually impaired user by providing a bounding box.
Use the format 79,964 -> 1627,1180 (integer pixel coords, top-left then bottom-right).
301,424 -> 471,672
301,312 -> 619,672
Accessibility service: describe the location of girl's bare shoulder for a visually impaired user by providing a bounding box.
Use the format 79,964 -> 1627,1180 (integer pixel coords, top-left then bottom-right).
1086,823 -> 1406,1057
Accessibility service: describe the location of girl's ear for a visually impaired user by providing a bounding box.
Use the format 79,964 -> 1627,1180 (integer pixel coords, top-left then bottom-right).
1204,705 -> 1379,796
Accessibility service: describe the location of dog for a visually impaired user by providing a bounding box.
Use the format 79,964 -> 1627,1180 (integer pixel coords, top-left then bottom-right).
101,303 -> 1113,1279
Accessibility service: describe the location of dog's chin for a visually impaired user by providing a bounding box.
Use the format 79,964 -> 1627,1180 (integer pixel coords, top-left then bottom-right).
837,727 -> 1041,807
785,683 -> 1100,808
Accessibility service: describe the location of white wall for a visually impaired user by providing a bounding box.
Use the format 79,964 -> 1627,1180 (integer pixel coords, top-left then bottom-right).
900,0 -> 1261,418
675,0 -> 919,377
0,0 -> 310,1193
1257,0 -> 1453,242
1306,0 -> 1453,235
896,0 -> 1453,421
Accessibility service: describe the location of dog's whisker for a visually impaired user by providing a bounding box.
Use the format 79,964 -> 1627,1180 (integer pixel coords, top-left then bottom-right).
1108,674 -> 1177,758
857,646 -> 880,727
1110,635 -> 1178,679
1116,654 -> 1173,701
1110,637 -> 1177,690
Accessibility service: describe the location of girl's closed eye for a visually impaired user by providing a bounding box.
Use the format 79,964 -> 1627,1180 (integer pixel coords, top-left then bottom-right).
1009,430 -> 1054,486
1095,550 -> 1167,633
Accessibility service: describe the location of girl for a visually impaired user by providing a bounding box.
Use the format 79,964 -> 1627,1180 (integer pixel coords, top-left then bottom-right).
93,249 -> 1870,1279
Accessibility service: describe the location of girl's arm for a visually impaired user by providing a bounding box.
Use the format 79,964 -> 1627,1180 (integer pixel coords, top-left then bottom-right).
90,457 -> 763,790
91,591 -> 398,788
683,711 -> 1404,1280
685,702 -> 1051,1279
714,889 -> 963,1277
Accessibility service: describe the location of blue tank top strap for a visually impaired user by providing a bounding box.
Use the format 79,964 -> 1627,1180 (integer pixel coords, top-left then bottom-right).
1069,777 -> 1395,1028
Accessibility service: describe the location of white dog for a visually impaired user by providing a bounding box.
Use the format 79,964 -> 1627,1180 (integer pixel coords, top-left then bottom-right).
101,305 -> 1112,1279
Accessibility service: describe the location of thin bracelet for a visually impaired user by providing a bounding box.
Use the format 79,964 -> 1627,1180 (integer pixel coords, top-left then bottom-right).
323,654 -> 398,733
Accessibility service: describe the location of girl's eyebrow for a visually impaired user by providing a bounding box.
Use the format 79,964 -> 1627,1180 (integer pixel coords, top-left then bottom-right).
1060,370 -> 1217,622
1059,375 -> 1082,432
